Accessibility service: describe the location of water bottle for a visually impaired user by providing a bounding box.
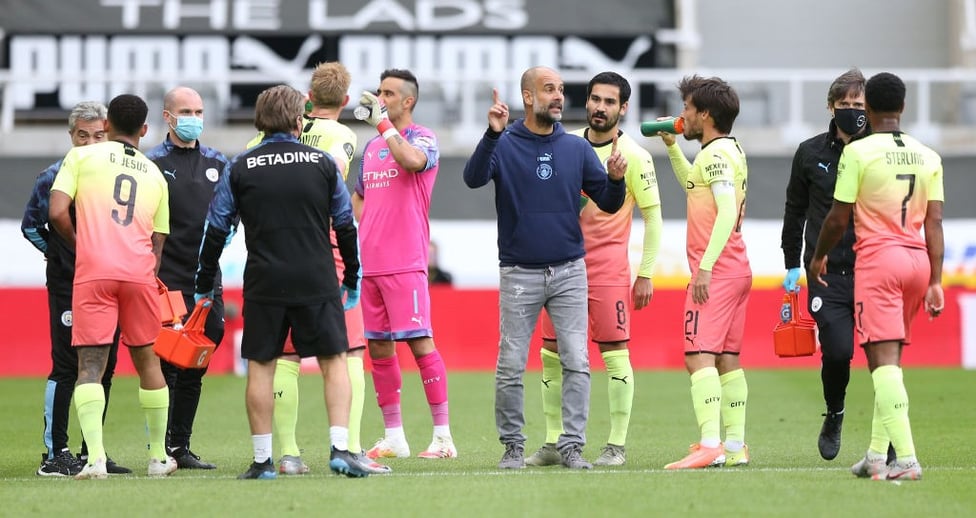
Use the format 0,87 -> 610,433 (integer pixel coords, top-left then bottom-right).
640,116 -> 685,136
353,105 -> 371,121
780,294 -> 792,323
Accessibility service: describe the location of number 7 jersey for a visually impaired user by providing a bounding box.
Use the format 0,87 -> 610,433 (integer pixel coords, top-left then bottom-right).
834,131 -> 944,258
51,141 -> 170,284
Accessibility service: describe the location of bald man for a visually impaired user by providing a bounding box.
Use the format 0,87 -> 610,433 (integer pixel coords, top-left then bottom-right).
463,66 -> 627,469
146,86 -> 230,470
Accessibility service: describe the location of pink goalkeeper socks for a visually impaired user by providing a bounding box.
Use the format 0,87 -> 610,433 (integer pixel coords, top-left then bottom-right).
417,350 -> 450,426
371,355 -> 403,429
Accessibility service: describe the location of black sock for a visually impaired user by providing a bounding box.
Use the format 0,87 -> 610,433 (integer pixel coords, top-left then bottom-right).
821,359 -> 851,414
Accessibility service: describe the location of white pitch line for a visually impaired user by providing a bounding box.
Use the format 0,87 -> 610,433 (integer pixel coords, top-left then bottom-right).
1,465 -> 973,482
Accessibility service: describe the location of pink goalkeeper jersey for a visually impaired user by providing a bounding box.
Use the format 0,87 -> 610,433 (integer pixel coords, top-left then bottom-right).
834,131 -> 944,259
52,141 -> 169,284
572,129 -> 661,286
356,123 -> 439,276
674,137 -> 750,278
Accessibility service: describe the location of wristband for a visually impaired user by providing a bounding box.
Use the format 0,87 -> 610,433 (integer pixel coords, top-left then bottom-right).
377,119 -> 397,140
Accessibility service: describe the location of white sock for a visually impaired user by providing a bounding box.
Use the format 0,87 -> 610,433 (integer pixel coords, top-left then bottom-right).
700,438 -> 721,449
330,426 -> 349,451
252,433 -> 272,463
725,440 -> 744,452
433,425 -> 452,439
385,427 -> 406,440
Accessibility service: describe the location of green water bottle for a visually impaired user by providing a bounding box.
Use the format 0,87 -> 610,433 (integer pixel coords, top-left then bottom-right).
640,116 -> 685,136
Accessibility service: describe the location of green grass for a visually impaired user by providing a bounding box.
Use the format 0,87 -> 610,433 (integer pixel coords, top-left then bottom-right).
1,369 -> 975,517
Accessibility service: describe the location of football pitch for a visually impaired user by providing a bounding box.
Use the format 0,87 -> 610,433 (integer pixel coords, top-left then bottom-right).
1,368 -> 974,517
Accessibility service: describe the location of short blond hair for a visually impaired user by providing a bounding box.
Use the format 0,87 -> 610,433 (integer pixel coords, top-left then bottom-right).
254,85 -> 305,134
310,62 -> 351,109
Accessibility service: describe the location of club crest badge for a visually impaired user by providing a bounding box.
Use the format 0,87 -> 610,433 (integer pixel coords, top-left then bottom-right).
811,296 -> 823,313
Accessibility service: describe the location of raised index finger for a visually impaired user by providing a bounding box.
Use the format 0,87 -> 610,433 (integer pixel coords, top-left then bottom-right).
492,88 -> 500,105
611,132 -> 619,154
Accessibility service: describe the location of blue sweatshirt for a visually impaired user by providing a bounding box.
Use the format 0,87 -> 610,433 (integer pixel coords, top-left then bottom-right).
463,120 -> 626,267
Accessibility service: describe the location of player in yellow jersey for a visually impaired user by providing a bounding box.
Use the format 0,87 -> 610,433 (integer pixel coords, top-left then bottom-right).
651,75 -> 752,469
248,62 -> 390,475
49,94 -> 175,479
811,72 -> 944,482
526,72 -> 662,467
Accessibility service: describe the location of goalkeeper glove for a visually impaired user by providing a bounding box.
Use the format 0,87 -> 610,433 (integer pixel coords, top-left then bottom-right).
357,91 -> 398,139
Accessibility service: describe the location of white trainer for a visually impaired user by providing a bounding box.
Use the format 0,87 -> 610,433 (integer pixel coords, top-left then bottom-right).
278,455 -> 310,475
148,456 -> 178,477
417,435 -> 458,459
359,451 -> 393,474
74,458 -> 108,480
880,458 -> 922,481
366,436 -> 411,459
851,451 -> 888,478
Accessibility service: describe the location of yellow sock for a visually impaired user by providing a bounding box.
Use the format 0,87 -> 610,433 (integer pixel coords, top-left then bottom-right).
690,367 -> 722,446
75,383 -> 106,463
602,349 -> 634,446
540,348 -> 563,444
347,355 -> 365,453
139,387 -> 169,460
720,369 -> 748,449
273,359 -> 301,457
872,365 -> 915,458
868,395 -> 890,455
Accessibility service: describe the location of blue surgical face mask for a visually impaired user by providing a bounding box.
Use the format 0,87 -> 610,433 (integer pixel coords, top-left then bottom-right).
169,114 -> 203,142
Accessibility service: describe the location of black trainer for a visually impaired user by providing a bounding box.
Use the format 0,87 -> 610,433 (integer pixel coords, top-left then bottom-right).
818,411 -> 844,460
106,458 -> 132,474
37,450 -> 83,477
168,447 -> 217,470
78,453 -> 132,474
238,459 -> 276,480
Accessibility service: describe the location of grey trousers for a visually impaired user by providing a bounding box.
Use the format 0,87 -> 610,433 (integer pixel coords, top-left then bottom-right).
495,258 -> 590,451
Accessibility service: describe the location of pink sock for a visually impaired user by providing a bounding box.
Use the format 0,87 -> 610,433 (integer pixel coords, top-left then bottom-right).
417,350 -> 450,427
371,355 -> 403,429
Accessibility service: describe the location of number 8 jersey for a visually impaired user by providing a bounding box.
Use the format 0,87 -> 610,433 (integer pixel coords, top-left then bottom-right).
834,131 -> 944,259
52,140 -> 170,284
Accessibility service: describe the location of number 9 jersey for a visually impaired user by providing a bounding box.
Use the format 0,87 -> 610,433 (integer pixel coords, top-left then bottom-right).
51,141 -> 170,284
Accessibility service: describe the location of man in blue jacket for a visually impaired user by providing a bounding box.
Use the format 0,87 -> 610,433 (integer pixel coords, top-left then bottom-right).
463,66 -> 627,470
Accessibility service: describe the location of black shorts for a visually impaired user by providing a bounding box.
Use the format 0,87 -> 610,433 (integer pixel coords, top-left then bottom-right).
807,272 -> 855,363
240,298 -> 348,361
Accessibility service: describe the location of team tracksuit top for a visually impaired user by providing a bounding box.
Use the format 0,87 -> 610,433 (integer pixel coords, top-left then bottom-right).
463,120 -> 626,268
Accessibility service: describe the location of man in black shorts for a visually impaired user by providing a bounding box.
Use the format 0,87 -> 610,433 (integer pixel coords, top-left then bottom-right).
194,84 -> 368,479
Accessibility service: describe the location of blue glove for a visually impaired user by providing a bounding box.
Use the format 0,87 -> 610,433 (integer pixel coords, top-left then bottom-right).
194,290 -> 214,304
340,285 -> 360,311
783,267 -> 802,292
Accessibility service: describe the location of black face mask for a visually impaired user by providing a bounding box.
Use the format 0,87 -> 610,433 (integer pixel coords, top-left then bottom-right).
834,108 -> 866,136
